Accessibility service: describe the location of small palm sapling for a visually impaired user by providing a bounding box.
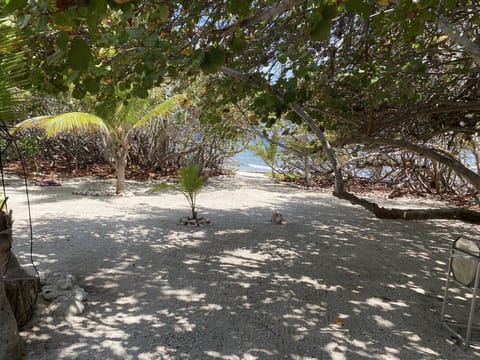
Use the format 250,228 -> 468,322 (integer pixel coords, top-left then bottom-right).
152,164 -> 208,224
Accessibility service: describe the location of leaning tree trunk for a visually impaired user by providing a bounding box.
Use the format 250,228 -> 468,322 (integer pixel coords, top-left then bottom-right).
221,65 -> 480,223
0,210 -> 22,360
288,101 -> 480,223
335,191 -> 480,223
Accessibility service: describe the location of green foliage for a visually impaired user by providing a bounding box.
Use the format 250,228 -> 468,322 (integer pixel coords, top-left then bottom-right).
0,20 -> 26,122
200,47 -> 226,74
344,0 -> 373,18
178,164 -> 208,198
250,138 -> 278,177
228,0 -> 250,17
151,163 -> 207,220
16,92 -> 182,193
3,0 -> 480,195
16,136 -> 38,158
157,4 -> 170,22
133,94 -> 185,128
5,0 -> 27,12
16,113 -> 108,137
67,38 -> 92,72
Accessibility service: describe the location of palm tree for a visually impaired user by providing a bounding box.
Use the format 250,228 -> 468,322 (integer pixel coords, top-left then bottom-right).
152,163 -> 208,222
17,95 -> 183,194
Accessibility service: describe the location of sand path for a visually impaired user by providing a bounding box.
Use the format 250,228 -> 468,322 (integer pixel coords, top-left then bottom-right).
6,172 -> 480,359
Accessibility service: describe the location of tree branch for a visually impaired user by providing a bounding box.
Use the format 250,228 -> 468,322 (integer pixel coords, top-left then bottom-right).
221,66 -> 345,193
220,67 -> 480,223
339,136 -> 480,190
216,0 -> 306,37
437,15 -> 480,68
413,101 -> 480,115
335,191 -> 480,224
388,0 -> 480,67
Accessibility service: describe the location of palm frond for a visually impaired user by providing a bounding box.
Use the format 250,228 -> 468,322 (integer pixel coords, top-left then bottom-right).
0,20 -> 27,122
115,98 -> 150,127
133,94 -> 186,129
150,183 -> 176,192
45,112 -> 108,137
16,112 -> 108,137
12,115 -> 51,134
179,164 -> 207,195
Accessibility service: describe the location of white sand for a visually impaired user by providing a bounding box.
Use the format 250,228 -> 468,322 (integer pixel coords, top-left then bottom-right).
5,173 -> 480,359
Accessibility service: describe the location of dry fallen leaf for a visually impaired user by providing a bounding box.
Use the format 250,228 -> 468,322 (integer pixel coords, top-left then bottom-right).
437,35 -> 449,43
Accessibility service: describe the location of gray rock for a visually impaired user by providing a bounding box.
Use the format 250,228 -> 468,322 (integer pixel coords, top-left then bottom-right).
40,272 -> 88,319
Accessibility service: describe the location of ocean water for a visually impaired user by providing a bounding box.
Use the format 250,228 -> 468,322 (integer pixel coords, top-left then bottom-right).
230,149 -> 271,172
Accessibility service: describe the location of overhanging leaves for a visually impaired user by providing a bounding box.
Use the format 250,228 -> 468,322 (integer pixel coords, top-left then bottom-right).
67,38 -> 92,72
200,47 -> 226,74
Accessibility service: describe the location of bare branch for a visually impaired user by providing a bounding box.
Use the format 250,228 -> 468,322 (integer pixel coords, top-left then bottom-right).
388,0 -> 480,67
340,136 -> 480,190
437,15 -> 480,68
413,102 -> 480,115
216,0 -> 306,37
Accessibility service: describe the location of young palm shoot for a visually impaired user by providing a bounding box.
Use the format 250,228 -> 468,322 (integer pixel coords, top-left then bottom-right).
152,164 -> 208,225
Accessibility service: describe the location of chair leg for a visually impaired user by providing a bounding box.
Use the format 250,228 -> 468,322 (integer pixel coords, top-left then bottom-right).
465,263 -> 480,345
441,256 -> 453,321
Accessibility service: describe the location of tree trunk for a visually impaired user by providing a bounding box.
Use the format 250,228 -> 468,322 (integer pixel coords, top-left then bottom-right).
304,154 -> 313,187
114,143 -> 129,194
335,190 -> 480,223
4,247 -> 39,328
220,65 -> 480,224
5,276 -> 39,328
287,103 -> 345,193
431,160 -> 439,193
1,210 -> 39,327
339,137 -> 480,191
0,278 -> 21,360
0,210 -> 22,360
116,162 -> 126,194
471,140 -> 480,175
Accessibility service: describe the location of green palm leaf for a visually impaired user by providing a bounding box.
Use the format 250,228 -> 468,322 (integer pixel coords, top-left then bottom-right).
16,112 -> 108,137
133,94 -> 185,129
115,98 -> 150,127
0,20 -> 27,122
151,163 -> 207,220
179,164 -> 207,195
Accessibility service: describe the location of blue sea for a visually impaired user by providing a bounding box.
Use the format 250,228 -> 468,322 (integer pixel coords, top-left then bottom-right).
229,149 -> 478,174
230,149 -> 271,173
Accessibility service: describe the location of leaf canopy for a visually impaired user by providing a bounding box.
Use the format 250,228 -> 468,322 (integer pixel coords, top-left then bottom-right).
0,20 -> 26,123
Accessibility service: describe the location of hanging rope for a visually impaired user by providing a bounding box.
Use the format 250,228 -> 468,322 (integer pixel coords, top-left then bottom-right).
0,120 -> 39,279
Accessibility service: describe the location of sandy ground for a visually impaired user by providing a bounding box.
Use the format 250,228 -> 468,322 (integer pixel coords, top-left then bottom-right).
5,172 -> 480,360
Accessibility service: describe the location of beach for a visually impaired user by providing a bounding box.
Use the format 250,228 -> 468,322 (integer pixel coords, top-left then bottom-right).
6,172 -> 480,359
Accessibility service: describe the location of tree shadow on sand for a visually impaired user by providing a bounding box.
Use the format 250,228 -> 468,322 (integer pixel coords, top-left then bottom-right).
9,184 -> 480,360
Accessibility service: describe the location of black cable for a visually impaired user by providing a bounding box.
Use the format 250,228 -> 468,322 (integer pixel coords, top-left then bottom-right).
0,124 -> 12,278
0,120 -> 39,279
13,139 -> 39,279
